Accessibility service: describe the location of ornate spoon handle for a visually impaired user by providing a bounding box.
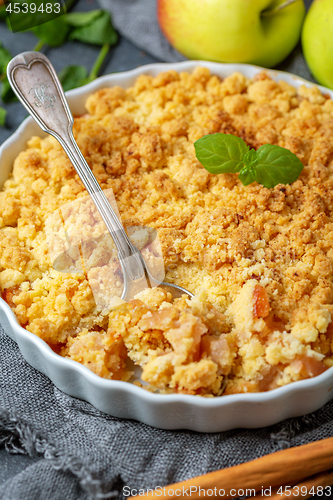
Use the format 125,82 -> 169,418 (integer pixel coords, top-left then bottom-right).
7,51 -> 194,301
7,51 -> 144,284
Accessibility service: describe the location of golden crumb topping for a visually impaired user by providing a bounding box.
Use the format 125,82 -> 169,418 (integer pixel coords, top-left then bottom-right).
1,67 -> 333,394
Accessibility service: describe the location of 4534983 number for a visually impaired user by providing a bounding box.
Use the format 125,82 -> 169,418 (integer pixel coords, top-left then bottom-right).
5,2 -> 61,13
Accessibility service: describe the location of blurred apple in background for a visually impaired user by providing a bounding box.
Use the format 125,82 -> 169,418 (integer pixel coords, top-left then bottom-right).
158,0 -> 305,68
302,0 -> 333,90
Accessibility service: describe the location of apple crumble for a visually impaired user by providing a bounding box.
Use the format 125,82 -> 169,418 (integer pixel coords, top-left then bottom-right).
1,67 -> 333,395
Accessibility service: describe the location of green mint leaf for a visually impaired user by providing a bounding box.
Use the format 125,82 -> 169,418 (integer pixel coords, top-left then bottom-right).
255,144 -> 304,189
239,148 -> 258,185
194,133 -> 249,174
238,164 -> 257,186
195,133 -> 304,188
64,10 -> 103,28
0,43 -> 12,75
243,148 -> 258,168
1,77 -> 17,103
78,77 -> 94,86
0,6 -> 7,20
0,106 -> 7,126
32,16 -> 70,47
59,65 -> 88,91
69,11 -> 118,46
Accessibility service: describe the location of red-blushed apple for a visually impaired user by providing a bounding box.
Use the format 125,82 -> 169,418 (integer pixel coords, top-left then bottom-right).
158,0 -> 305,68
302,0 -> 333,90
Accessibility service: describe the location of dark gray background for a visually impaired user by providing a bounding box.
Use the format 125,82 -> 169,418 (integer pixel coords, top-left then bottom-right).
0,0 -> 325,490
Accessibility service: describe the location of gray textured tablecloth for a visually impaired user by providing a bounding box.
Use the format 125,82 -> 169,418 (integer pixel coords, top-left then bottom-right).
2,1 -> 332,499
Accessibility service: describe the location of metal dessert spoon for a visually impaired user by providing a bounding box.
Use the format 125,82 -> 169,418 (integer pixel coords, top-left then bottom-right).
7,52 -> 194,302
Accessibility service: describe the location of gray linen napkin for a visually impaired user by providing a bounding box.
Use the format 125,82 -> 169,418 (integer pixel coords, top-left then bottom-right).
98,0 -> 185,63
1,321 -> 333,500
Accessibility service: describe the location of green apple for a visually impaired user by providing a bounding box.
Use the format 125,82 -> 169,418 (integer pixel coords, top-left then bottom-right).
158,0 -> 305,68
302,0 -> 333,90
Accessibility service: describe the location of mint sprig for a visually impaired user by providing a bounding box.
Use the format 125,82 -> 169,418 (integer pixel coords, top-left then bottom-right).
67,10 -> 117,46
58,65 -> 88,92
64,10 -> 102,28
194,133 -> 304,189
193,133 -> 249,174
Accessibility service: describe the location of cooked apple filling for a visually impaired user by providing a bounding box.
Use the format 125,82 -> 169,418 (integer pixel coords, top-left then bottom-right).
1,67 -> 333,395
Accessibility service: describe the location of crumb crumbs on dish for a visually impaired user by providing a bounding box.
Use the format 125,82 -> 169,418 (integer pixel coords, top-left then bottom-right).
1,67 -> 333,395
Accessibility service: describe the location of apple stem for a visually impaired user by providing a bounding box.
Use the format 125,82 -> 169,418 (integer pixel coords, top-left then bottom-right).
261,0 -> 299,17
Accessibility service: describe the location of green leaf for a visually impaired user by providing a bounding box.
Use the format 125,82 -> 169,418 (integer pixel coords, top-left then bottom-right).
254,144 -> 304,189
1,77 -> 17,103
59,65 -> 88,91
243,148 -> 258,168
69,11 -> 118,46
194,133 -> 249,174
0,5 -> 7,20
238,164 -> 257,186
0,43 -> 12,74
0,106 -> 7,126
32,16 -> 70,47
65,10 -> 103,28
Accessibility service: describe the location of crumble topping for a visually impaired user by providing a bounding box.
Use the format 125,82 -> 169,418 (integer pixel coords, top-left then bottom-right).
1,67 -> 333,395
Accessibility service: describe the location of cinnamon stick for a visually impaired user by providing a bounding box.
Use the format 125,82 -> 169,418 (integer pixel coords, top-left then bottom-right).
269,469 -> 333,499
131,437 -> 333,499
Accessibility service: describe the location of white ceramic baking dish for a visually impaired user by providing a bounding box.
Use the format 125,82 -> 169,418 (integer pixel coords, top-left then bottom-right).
1,61 -> 333,433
